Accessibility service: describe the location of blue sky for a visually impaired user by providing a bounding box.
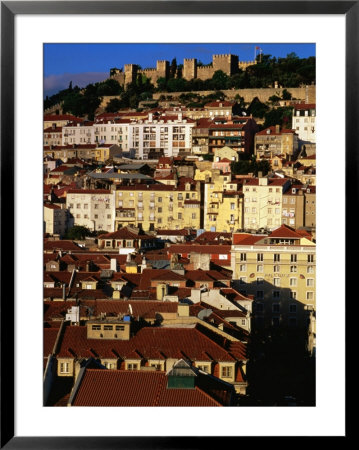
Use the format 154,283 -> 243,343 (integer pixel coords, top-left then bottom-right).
44,43 -> 315,97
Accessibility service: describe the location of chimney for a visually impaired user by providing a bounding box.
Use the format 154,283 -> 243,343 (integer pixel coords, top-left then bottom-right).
275,125 -> 280,134
85,261 -> 90,272
110,258 -> 117,272
62,283 -> 66,301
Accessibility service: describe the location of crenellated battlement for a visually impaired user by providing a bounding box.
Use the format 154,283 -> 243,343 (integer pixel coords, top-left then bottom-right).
111,53 -> 256,85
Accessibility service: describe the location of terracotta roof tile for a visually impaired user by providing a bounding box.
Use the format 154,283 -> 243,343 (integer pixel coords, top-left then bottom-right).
71,369 -> 224,407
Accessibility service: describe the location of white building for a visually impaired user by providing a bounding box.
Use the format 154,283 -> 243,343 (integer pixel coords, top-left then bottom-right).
93,119 -> 130,152
242,177 -> 291,231
62,121 -> 95,146
292,104 -> 316,144
66,189 -> 116,232
43,203 -> 68,237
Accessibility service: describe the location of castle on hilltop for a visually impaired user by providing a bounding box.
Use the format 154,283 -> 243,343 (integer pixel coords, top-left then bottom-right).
110,53 -> 256,86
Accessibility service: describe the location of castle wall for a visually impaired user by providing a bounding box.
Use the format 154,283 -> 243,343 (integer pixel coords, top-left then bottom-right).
152,85 -> 316,104
197,66 -> 214,80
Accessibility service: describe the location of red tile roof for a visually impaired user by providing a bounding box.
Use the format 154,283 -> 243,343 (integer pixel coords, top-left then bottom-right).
168,244 -> 231,255
44,126 -> 62,132
71,369 -> 224,407
293,103 -> 316,110
56,325 -> 244,361
269,224 -> 304,239
67,189 -> 112,195
44,240 -> 84,252
205,101 -> 234,108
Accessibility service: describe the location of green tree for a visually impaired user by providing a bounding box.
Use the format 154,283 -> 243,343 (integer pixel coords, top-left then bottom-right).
65,225 -> 93,240
211,70 -> 229,90
170,58 -> 177,78
281,89 -> 292,100
247,97 -> 269,118
105,98 -> 124,112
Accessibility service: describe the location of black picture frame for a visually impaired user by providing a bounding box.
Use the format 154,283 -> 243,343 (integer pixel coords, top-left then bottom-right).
1,1 -> 352,447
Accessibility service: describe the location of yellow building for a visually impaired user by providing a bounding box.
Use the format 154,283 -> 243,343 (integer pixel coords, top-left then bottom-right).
204,173 -> 243,232
231,225 -> 315,329
213,145 -> 239,162
114,180 -> 201,232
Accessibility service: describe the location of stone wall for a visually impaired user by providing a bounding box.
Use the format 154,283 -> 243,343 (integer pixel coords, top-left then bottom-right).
152,85 -> 316,104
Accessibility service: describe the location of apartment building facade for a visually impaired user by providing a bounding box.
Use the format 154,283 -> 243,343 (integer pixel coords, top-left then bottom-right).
231,225 -> 316,329
254,125 -> 299,160
66,189 -> 116,232
292,103 -> 316,144
114,181 -> 201,231
242,177 -> 291,231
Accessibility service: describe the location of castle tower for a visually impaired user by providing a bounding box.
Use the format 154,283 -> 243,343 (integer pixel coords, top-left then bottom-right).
156,60 -> 169,79
212,54 -> 239,76
124,64 -> 138,86
183,58 -> 197,80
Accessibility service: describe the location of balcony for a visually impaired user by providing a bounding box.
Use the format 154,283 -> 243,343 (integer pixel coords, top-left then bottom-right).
116,208 -> 136,221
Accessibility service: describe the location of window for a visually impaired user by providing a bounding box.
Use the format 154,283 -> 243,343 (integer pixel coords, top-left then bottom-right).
221,366 -> 233,378
115,325 -> 125,331
178,213 -> 182,219
197,365 -> 210,373
257,265 -> 264,272
308,254 -> 314,263
240,264 -> 247,272
94,204 -> 99,209
306,292 -> 314,300
127,363 -> 139,370
192,213 -> 196,219
273,277 -> 280,286
158,207 -> 162,213
307,266 -> 314,274
60,362 -> 70,374
92,325 -> 101,330
107,214 -> 111,219
290,291 -> 297,299
103,325 -> 113,331
84,204 -> 88,209
256,292 -> 264,300
257,253 -> 263,262
273,290 -> 280,299
230,203 -> 235,210
272,303 -> 280,313
240,253 -> 246,262
76,204 -> 81,209
291,254 -> 297,263
274,265 -> 280,273
289,304 -> 297,313
307,278 -> 314,287
290,278 -> 297,287
272,317 -> 280,327
290,265 -> 297,273
274,254 -> 280,262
